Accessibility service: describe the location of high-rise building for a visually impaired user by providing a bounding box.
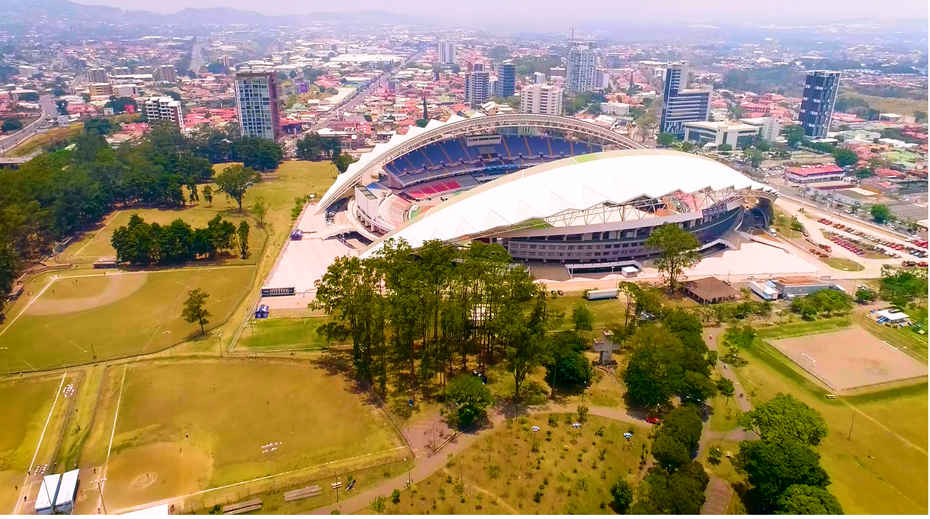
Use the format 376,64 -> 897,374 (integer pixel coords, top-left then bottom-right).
143,96 -> 184,129
88,83 -> 112,97
798,70 -> 841,139
156,65 -> 177,83
660,61 -> 711,137
520,84 -> 563,115
495,62 -> 516,98
88,68 -> 108,84
235,67 -> 281,140
18,65 -> 38,77
465,63 -> 490,107
438,41 -> 457,65
534,72 -> 546,84
566,44 -> 597,92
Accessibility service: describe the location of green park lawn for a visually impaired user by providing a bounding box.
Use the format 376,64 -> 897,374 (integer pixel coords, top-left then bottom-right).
79,360 -> 404,513
0,267 -> 255,372
732,321 -> 928,515
237,316 -> 333,351
379,414 -> 650,515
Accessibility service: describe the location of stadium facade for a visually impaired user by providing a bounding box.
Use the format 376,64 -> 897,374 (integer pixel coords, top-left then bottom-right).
315,114 -> 776,267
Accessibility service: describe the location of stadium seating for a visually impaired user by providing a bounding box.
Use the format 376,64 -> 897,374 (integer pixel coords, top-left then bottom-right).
383,135 -> 603,194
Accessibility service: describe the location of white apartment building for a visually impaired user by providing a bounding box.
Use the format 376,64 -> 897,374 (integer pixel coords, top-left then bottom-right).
143,96 -> 184,129
438,41 -> 457,65
566,45 -> 597,92
740,117 -> 780,142
18,65 -> 38,77
683,121 -> 759,148
600,102 -> 630,116
520,84 -> 563,115
235,67 -> 281,140
465,64 -> 490,107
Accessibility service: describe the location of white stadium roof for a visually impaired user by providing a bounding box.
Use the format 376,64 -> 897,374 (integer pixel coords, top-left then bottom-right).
362,150 -> 776,257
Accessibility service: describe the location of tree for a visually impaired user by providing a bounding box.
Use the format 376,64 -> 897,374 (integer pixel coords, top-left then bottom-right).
831,148 -> 857,167
235,137 -> 283,171
870,204 -> 891,224
915,110 -> 928,124
680,370 -> 717,402
252,197 -> 267,226
237,221 -> 250,258
657,133 -> 677,148
717,143 -> 733,152
572,303 -> 594,332
623,326 -> 683,409
631,461 -> 709,514
854,288 -> 875,303
503,270 -> 550,400
84,118 -> 113,135
1,119 -> 23,132
446,373 -> 493,428
206,62 -> 227,74
776,484 -> 844,515
716,378 -> 735,402
645,223 -> 700,291
203,185 -> 213,207
215,165 -> 261,211
738,393 -> 828,446
545,331 -> 593,389
610,479 -> 634,513
783,125 -> 805,148
735,440 -> 830,511
652,433 -> 691,469
182,288 -> 211,334
879,268 -> 928,306
745,148 -> 764,168
333,152 -> 355,173
722,323 -> 755,357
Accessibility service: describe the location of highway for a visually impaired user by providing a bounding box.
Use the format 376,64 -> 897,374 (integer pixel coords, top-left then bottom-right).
0,94 -> 57,156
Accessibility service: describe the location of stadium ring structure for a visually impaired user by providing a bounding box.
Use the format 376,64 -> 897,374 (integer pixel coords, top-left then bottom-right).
357,149 -> 778,268
315,113 -> 645,212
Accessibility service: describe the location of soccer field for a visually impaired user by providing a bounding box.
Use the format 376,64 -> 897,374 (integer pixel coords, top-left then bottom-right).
737,323 -> 928,515
0,267 -> 255,372
77,360 -> 404,513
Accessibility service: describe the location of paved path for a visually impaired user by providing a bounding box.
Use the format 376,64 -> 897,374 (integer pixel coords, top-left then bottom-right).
701,475 -> 733,515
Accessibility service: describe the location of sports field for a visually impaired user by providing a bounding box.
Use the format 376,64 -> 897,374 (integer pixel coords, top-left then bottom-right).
0,267 -> 254,371
238,316 -> 333,351
0,374 -> 70,513
770,326 -> 928,391
738,322 -> 928,515
382,414 -> 649,514
78,360 -> 404,513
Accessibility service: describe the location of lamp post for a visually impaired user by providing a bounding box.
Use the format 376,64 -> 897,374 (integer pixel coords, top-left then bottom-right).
261,442 -> 282,491
403,458 -> 411,489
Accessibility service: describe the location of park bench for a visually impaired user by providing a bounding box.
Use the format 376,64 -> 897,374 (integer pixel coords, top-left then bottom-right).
284,485 -> 323,502
222,498 -> 262,515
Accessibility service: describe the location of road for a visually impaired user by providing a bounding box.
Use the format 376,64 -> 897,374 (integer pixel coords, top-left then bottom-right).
0,94 -> 56,156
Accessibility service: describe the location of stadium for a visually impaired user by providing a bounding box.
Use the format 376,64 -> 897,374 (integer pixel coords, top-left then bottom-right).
317,114 -> 776,261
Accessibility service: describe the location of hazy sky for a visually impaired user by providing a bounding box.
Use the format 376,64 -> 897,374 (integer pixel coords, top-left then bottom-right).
75,0 -> 928,23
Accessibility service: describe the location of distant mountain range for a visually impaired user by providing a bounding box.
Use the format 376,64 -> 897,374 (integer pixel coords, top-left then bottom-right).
0,0 -> 434,35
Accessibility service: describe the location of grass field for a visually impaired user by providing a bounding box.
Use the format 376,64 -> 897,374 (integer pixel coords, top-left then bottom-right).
59,205 -> 265,265
857,311 -> 929,362
823,257 -> 864,272
78,360 -> 404,513
9,123 -> 84,157
547,293 -> 625,330
0,374 -> 74,513
735,321 -> 928,515
238,316 -> 333,351
379,414 -> 649,515
0,267 -> 255,371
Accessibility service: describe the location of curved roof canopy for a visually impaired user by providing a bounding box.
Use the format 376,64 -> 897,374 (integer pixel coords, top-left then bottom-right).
362,150 -> 777,257
315,113 -> 644,212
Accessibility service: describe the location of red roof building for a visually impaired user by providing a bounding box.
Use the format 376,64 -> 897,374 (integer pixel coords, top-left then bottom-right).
785,164 -> 846,184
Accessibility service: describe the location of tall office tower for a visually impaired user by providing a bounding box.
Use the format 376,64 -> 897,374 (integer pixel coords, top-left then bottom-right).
235,67 -> 281,140
495,61 -> 516,98
534,72 -> 546,84
438,41 -> 457,65
798,70 -> 841,138
464,63 -> 490,106
142,96 -> 184,129
88,68 -> 108,83
520,84 -> 563,115
566,44 -> 597,92
659,61 -> 711,137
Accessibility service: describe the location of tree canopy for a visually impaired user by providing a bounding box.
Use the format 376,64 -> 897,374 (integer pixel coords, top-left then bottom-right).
215,165 -> 261,211
182,288 -> 211,334
644,223 -> 700,291
735,439 -> 831,511
775,484 -> 844,515
445,373 -> 493,428
738,393 -> 828,446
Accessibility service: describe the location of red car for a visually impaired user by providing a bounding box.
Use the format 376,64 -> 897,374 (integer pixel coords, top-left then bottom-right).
646,417 -> 662,425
